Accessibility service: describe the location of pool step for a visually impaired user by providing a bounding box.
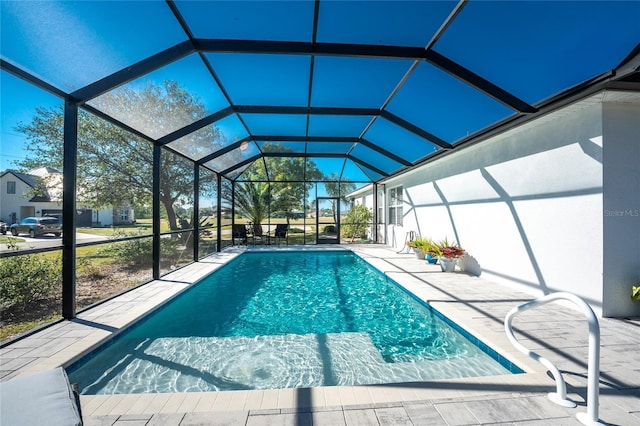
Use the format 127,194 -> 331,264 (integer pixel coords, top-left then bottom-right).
70,332 -> 509,394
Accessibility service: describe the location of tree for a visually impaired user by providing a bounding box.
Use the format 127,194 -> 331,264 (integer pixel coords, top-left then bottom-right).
249,145 -> 323,220
231,181 -> 271,236
341,204 -> 373,242
323,173 -> 356,223
15,81 -> 220,231
221,143 -> 323,227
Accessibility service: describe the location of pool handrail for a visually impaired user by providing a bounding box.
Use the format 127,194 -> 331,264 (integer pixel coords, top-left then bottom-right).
504,292 -> 603,426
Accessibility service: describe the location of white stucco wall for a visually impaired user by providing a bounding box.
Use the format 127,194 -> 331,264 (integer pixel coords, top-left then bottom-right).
349,185 -> 382,242
0,173 -> 61,223
0,176 -> 31,223
92,208 -> 114,226
384,95 -> 614,315
602,99 -> 640,317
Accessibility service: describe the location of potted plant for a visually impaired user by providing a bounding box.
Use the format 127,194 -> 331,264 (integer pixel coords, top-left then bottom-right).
406,236 -> 430,260
425,238 -> 441,264
632,286 -> 640,302
437,238 -> 466,272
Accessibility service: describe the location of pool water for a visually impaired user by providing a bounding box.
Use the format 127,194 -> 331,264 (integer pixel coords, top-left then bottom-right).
67,251 -> 518,394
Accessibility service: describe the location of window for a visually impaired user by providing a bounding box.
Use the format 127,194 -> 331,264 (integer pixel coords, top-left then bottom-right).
7,181 -> 16,194
119,208 -> 129,221
388,186 -> 403,226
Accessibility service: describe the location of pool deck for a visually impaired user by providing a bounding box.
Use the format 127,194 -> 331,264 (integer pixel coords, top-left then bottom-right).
1,245 -> 639,425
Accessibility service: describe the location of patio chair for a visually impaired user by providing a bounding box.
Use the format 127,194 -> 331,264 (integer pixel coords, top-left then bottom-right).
0,367 -> 83,426
267,224 -> 289,245
232,224 -> 248,245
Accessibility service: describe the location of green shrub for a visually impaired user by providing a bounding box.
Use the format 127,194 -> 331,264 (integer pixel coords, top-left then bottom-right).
102,236 -> 152,263
323,225 -> 336,233
341,204 -> 373,242
0,254 -> 61,307
101,229 -> 179,263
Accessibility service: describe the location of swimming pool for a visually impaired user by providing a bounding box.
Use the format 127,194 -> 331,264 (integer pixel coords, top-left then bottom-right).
67,250 -> 521,394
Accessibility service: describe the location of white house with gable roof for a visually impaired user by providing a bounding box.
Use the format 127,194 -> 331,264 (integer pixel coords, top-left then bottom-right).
0,167 -> 134,226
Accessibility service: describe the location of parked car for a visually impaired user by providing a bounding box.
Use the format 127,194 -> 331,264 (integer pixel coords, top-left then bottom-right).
0,221 -> 7,235
9,217 -> 62,238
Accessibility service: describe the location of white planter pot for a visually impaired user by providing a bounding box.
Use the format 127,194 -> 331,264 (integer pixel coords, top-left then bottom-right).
439,257 -> 457,272
413,248 -> 425,260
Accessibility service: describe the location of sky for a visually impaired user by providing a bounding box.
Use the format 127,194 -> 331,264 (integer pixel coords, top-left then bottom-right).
1,71 -> 61,171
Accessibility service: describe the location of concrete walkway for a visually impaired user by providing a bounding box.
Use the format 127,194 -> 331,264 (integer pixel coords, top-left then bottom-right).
1,245 -> 638,425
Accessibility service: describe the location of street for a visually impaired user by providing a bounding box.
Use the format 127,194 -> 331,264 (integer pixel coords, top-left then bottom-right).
1,232 -> 109,253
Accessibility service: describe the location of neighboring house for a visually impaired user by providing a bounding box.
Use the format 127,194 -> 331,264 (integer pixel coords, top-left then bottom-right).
290,209 -> 305,219
0,167 -> 134,226
91,204 -> 135,227
0,167 -> 63,225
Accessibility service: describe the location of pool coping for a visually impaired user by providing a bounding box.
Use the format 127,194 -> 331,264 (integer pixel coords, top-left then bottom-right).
3,244 -> 634,421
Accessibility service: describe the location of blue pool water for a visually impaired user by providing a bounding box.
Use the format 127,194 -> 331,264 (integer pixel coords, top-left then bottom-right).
67,251 -> 520,394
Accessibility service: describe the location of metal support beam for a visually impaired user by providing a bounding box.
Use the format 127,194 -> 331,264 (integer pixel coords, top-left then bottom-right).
263,152 -> 343,158
71,41 -> 195,103
193,162 -> 200,261
358,138 -> 413,166
216,174 -> 223,252
230,180 -> 236,246
347,156 -> 390,178
373,183 -> 378,244
156,106 -> 234,146
425,50 -> 537,113
195,38 -> 433,60
219,154 -> 261,176
153,145 -> 161,279
1,59 -> 72,101
380,111 -> 452,149
62,102 -> 78,319
253,135 -> 359,143
197,137 -> 251,165
233,105 -> 379,116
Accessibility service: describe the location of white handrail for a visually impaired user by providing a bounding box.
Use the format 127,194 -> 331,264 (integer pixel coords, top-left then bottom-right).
504,292 -> 603,426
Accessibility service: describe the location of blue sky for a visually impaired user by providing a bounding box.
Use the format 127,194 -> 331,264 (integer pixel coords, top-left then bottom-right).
1,71 -> 61,171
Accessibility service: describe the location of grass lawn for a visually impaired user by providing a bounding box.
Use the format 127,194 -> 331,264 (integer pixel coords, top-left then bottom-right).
0,313 -> 61,342
77,218 -> 169,236
76,244 -> 116,267
0,236 -> 25,245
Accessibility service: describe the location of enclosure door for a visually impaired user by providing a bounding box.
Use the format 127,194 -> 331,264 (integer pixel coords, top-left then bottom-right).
316,197 -> 340,244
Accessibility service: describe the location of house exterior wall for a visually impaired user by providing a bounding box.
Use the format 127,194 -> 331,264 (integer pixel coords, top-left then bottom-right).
349,186 -> 379,241
602,100 -> 640,317
91,208 -> 114,227
89,207 -> 135,227
112,206 -> 135,225
0,172 -> 61,224
2,170 -> 135,228
350,188 -> 374,210
379,93 -> 637,317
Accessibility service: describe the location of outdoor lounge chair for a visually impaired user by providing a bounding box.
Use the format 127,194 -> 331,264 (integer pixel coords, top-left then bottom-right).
232,224 -> 248,245
267,224 -> 289,245
0,367 -> 83,426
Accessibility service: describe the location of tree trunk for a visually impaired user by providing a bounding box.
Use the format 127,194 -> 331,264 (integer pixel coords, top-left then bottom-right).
162,197 -> 179,231
331,201 -> 337,224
